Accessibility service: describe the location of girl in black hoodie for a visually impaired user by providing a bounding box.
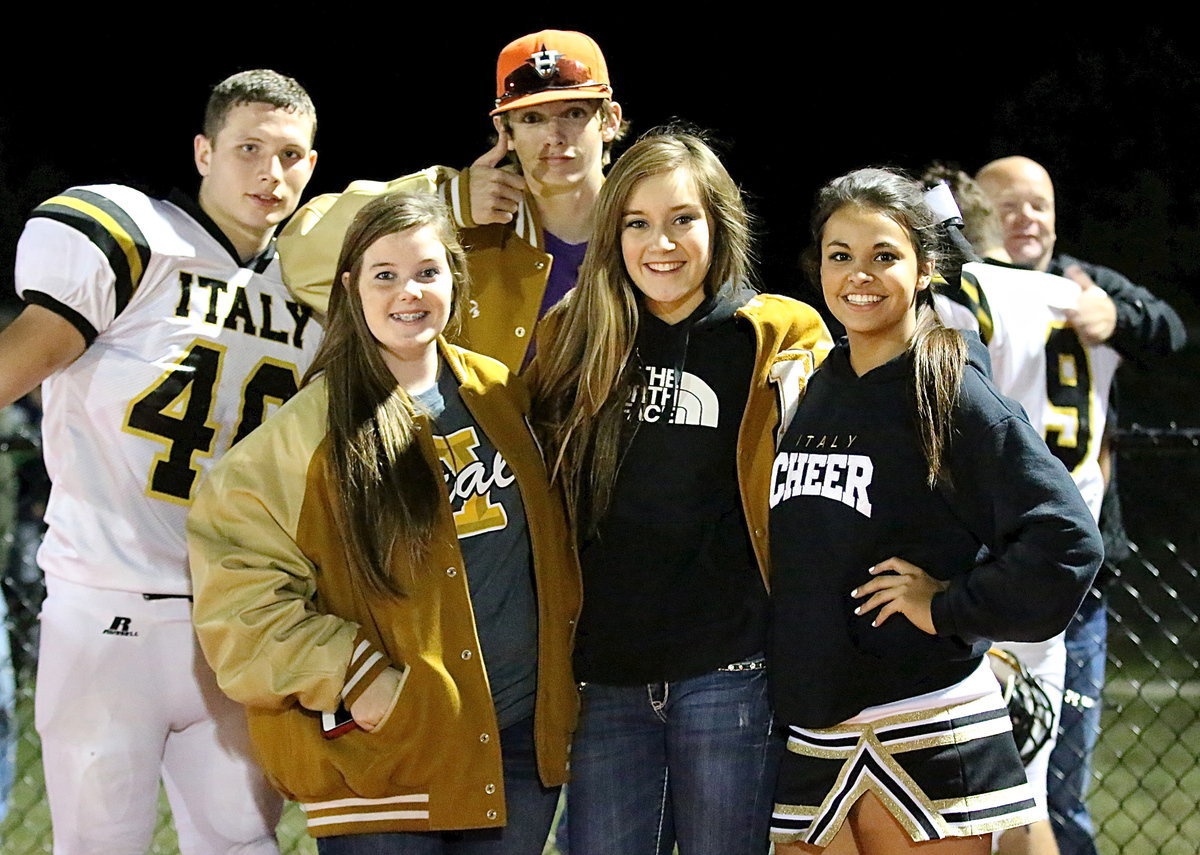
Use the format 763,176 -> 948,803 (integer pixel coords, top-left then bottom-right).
532,130 -> 831,855
768,168 -> 1101,855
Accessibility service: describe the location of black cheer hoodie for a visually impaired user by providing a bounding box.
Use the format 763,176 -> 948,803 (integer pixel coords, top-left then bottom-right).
767,336 -> 1102,728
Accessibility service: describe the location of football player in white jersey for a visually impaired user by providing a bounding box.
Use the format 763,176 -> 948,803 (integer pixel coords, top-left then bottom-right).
0,69 -> 319,854
924,167 -> 1120,855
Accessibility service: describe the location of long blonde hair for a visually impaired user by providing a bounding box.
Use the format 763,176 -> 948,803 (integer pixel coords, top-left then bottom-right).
809,167 -> 967,487
531,129 -> 752,536
302,192 -> 470,595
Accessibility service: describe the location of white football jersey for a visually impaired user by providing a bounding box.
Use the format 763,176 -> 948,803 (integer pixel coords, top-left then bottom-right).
15,185 -> 323,594
934,261 -> 1121,520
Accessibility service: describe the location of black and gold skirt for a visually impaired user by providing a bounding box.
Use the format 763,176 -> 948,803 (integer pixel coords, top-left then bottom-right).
770,691 -> 1043,847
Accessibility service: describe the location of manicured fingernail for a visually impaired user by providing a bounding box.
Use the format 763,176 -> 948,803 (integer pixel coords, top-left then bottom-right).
850,588 -> 859,598
853,606 -> 861,615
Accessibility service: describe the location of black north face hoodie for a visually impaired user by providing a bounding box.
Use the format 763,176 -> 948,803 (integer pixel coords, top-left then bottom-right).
573,285 -> 770,685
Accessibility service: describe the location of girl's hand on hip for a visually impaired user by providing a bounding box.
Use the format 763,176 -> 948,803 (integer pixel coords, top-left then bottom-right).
851,557 -> 948,635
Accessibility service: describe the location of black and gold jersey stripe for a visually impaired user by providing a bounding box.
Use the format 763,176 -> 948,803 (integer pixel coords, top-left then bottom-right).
935,269 -> 994,345
31,188 -> 152,316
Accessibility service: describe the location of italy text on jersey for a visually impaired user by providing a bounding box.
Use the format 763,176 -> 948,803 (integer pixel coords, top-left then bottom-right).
17,185 -> 323,592
26,186 -> 320,506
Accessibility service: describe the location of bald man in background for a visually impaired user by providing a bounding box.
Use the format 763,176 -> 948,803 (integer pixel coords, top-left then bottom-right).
977,156 -> 1184,357
977,156 -> 1187,855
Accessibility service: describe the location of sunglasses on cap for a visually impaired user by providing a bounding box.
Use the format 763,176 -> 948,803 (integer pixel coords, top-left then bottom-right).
498,55 -> 609,106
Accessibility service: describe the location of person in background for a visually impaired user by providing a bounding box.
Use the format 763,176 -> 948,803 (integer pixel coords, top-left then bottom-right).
923,163 -> 1121,855
977,156 -> 1187,855
279,29 -> 627,373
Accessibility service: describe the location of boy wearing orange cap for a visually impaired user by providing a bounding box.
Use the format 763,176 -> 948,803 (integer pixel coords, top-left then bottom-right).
280,29 -> 626,372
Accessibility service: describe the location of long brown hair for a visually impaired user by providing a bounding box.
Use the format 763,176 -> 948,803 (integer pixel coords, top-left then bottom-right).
531,129 -> 753,536
808,167 -> 967,488
302,192 -> 470,595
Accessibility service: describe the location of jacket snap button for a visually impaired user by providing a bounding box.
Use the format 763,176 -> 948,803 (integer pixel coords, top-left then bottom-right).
480,732 -> 490,743
535,261 -> 545,270
515,327 -> 526,337
487,809 -> 498,820
485,783 -> 496,794
461,649 -> 472,660
446,567 -> 457,577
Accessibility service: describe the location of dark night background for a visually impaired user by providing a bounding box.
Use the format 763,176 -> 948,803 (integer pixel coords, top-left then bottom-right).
1,18 -> 1196,538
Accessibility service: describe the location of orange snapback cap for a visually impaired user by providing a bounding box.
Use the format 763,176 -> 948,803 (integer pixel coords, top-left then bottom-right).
492,29 -> 613,115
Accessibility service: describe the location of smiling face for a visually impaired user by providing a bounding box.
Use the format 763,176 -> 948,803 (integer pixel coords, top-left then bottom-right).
978,159 -> 1057,271
194,101 -> 317,261
499,99 -> 619,195
820,204 -> 932,371
620,167 -> 714,324
346,225 -> 454,387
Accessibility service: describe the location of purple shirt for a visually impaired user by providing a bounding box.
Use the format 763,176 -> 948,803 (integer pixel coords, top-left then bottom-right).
540,231 -> 588,317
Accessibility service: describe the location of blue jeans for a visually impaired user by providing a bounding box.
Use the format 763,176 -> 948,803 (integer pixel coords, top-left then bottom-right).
567,659 -> 781,855
316,717 -> 559,855
1048,588 -> 1106,855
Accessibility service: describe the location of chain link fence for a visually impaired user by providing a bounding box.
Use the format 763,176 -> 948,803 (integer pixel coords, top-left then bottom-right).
0,428 -> 1197,854
1080,426 -> 1200,855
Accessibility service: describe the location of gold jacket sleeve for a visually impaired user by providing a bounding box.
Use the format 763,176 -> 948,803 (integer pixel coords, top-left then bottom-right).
187,380 -> 390,713
278,167 -> 456,314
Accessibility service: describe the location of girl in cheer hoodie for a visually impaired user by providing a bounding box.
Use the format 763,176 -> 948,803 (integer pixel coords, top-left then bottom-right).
767,168 -> 1101,855
531,130 -> 831,855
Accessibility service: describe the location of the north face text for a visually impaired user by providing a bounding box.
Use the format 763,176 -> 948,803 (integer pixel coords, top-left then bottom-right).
626,366 -> 719,427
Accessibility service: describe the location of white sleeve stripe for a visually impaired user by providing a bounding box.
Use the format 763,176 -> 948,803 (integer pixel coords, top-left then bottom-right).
449,174 -> 466,227
342,651 -> 384,697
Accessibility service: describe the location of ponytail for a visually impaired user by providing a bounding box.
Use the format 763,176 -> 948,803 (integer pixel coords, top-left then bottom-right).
910,298 -> 967,488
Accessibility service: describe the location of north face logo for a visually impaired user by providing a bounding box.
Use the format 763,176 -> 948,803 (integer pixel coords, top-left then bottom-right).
626,365 -> 720,428
102,616 -> 138,637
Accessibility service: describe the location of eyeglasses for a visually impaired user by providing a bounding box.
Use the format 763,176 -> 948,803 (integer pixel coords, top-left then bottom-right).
499,55 -> 608,106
